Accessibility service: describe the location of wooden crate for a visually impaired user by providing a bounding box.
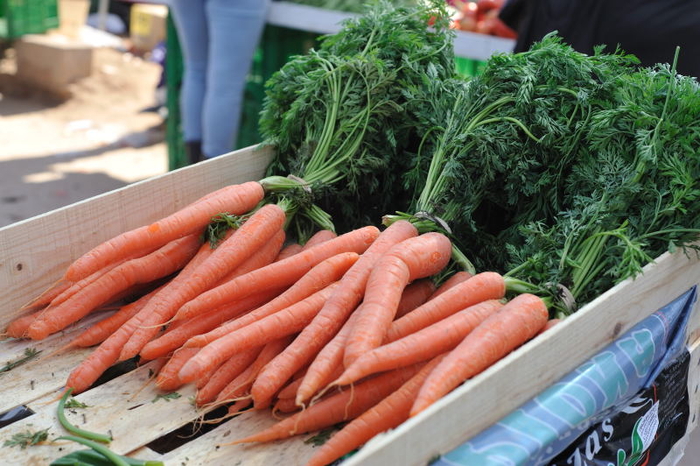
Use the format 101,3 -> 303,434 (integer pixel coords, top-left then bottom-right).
1,145 -> 699,466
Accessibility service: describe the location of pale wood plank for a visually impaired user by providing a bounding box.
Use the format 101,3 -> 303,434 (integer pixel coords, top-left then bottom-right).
0,362 -> 197,464
160,409 -> 317,466
0,145 -> 273,330
0,312 -> 110,414
344,249 -> 700,466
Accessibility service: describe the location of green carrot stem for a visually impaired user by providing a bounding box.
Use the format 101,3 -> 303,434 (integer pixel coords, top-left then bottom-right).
58,389 -> 112,444
55,436 -> 127,466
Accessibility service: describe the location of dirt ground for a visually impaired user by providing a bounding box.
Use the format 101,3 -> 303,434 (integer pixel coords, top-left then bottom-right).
0,43 -> 168,228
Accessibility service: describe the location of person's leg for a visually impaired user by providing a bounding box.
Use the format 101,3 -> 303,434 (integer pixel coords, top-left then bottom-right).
169,0 -> 208,162
201,0 -> 270,158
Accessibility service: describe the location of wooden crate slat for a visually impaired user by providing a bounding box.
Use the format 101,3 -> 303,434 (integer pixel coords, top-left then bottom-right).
1,362 -> 198,464
160,409 -> 317,466
1,312 -> 110,414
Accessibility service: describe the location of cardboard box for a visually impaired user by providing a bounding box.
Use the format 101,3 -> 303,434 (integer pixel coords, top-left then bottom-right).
15,33 -> 92,97
130,3 -> 167,53
1,145 -> 699,465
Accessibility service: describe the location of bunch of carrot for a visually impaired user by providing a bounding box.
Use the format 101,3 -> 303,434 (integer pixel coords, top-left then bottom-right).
4,180 -> 557,466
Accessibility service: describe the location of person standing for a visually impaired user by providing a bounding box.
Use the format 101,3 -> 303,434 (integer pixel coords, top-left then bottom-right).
499,0 -> 700,78
168,0 -> 271,164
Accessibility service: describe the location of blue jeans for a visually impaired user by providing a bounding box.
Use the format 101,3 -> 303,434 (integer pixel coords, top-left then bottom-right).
168,0 -> 269,158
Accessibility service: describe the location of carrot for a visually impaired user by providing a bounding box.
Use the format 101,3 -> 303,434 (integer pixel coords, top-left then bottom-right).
272,396 -> 304,415
20,279 -> 72,311
65,300 -> 157,394
214,336 -> 294,405
71,285 -> 165,349
275,243 -> 302,261
227,398 -> 253,417
5,309 -> 43,339
122,204 -> 284,350
64,181 -> 264,282
394,279 -> 437,319
115,239 -> 220,359
138,288 -> 283,361
301,229 -> 337,250
27,234 -> 202,341
304,355 -> 446,466
178,282 -> 339,386
120,226 -> 286,361
343,232 -> 453,367
334,300 -> 504,387
536,318 -> 562,336
294,311 -> 361,407
386,271 -> 506,342
229,363 -> 425,445
183,252 -> 360,349
410,293 -> 549,416
49,258 -> 136,309
250,220 -> 418,407
430,271 -> 473,299
155,347 -> 200,391
195,346 -> 262,406
173,225 -> 380,322
276,373 -> 307,401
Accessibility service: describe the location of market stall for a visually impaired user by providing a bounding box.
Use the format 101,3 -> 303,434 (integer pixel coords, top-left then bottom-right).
2,2 -> 699,465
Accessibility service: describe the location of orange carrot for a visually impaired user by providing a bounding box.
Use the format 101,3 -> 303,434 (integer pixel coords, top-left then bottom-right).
294,310 -> 361,406
272,396 -> 304,415
173,225 -> 380,322
276,373 -> 307,401
536,318 -> 562,336
138,288 -> 283,361
64,181 -> 264,282
155,347 -> 200,391
214,336 -> 294,405
179,283 -> 339,386
301,229 -> 337,250
411,293 -> 549,416
139,289 -> 282,360
230,363 -> 425,445
334,300 -> 504,387
20,279 -> 72,311
71,285 -> 165,348
386,271 -> 506,342
227,398 -> 254,417
27,234 -> 202,340
120,227 -> 285,361
343,232 -> 453,367
394,279 -> 437,319
5,309 -> 43,339
195,346 -> 262,406
249,220 -> 418,407
119,204 -> 285,356
430,271 -> 473,299
49,258 -> 136,309
65,300 -> 156,393
183,252 -> 360,349
304,355 -> 446,466
275,243 -> 302,261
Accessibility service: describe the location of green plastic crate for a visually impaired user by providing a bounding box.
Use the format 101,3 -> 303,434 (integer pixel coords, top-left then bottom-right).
455,56 -> 486,78
0,0 -> 59,40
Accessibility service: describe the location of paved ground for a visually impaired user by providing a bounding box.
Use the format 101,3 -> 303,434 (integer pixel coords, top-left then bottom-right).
0,45 -> 168,228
